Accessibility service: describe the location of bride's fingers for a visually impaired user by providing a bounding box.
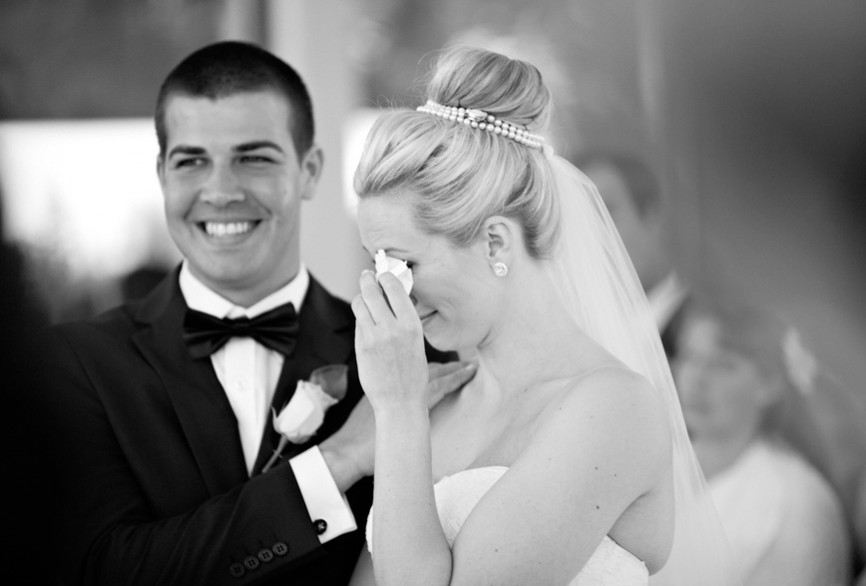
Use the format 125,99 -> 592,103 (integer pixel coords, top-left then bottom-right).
350,293 -> 374,327
377,272 -> 418,322
358,270 -> 394,323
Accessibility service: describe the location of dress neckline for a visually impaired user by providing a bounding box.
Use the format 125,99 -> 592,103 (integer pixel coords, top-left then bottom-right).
435,465 -> 509,484
433,465 -> 647,570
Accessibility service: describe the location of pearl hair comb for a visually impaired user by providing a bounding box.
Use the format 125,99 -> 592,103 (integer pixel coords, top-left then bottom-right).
416,100 -> 545,149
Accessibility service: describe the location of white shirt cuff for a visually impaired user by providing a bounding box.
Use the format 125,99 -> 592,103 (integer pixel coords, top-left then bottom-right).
289,446 -> 357,543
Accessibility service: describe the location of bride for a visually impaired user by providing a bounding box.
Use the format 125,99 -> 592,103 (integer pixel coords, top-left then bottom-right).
349,45 -> 735,585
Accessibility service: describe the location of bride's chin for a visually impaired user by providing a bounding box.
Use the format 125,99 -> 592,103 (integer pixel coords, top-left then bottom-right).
422,325 -> 455,353
423,333 -> 449,353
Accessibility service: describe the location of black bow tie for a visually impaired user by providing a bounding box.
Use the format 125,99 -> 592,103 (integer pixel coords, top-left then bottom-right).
183,303 -> 300,359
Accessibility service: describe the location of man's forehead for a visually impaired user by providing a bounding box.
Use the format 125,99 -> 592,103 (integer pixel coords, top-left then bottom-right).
164,90 -> 292,117
162,91 -> 295,149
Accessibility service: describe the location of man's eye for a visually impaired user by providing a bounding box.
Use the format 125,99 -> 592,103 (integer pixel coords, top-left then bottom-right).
405,261 -> 415,269
240,155 -> 273,164
173,157 -> 205,169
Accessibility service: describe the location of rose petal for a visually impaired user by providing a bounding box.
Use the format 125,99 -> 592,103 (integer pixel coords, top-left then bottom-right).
274,381 -> 332,443
309,364 -> 349,401
305,381 -> 339,410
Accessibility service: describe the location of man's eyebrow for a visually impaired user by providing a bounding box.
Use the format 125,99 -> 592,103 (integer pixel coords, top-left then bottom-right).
167,145 -> 206,158
235,141 -> 284,153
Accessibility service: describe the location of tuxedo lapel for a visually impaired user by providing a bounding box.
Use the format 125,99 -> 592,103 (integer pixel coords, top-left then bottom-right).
131,269 -> 249,493
251,276 -> 355,474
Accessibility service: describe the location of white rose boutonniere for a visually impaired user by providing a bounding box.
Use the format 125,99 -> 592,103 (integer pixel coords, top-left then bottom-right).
262,364 -> 349,473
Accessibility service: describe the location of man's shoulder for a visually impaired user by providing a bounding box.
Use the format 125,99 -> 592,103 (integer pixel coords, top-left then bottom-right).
51,267 -> 180,337
51,301 -> 136,334
303,274 -> 354,324
305,274 -> 350,304
40,302 -> 145,364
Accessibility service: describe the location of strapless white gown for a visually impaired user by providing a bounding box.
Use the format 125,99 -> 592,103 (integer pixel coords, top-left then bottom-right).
366,466 -> 648,585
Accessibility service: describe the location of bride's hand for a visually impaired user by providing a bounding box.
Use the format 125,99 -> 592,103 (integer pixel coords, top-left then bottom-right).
352,270 -> 429,413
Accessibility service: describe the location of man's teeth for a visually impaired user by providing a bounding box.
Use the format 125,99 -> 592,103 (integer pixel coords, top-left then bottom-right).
204,222 -> 254,237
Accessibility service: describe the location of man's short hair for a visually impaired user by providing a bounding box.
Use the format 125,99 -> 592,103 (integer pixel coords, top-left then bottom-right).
155,41 -> 314,160
574,151 -> 661,219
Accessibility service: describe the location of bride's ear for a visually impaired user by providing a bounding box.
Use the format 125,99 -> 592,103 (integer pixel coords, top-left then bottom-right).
482,215 -> 518,266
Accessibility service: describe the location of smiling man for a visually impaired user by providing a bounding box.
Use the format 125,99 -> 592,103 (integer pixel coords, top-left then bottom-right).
36,41 -> 470,586
156,75 -> 319,307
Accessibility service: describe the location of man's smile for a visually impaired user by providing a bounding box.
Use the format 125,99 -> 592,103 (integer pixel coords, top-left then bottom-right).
200,220 -> 260,238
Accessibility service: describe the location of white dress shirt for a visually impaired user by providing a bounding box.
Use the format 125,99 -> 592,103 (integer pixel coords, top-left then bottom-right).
709,438 -> 851,585
179,262 -> 356,542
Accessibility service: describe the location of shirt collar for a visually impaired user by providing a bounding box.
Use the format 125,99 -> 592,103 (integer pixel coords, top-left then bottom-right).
179,261 -> 310,319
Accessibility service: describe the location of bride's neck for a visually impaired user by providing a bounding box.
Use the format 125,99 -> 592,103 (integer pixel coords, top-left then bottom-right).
471,273 -> 587,396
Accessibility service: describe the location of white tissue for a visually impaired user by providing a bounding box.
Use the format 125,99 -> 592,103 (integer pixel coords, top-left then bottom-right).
374,249 -> 414,294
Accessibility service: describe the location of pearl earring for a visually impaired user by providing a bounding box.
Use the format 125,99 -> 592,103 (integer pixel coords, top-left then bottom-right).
492,262 -> 508,277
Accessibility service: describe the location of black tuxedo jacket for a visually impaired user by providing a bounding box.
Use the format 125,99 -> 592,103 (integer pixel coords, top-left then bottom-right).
37,268 -> 373,586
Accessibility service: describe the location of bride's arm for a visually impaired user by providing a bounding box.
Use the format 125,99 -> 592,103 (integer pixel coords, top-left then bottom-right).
348,547 -> 375,586
447,369 -> 670,585
370,403 -> 452,585
352,271 -> 454,586
346,409 -> 451,586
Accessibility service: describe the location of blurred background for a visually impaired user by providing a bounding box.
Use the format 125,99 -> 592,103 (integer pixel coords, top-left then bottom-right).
1,0 -> 864,506
1,0 -> 865,579
6,0 -> 864,395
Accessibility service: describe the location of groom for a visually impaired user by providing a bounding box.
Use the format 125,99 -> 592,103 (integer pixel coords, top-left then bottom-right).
35,41 -> 470,586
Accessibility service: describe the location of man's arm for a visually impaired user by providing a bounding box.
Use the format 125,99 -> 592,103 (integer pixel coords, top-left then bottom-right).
38,328 -> 331,586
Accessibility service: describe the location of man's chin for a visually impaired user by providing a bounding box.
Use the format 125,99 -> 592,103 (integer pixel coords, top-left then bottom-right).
187,258 -> 259,289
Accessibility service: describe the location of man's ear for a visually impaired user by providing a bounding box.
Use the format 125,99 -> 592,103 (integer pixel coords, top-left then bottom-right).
156,155 -> 166,190
482,215 -> 517,264
299,144 -> 324,201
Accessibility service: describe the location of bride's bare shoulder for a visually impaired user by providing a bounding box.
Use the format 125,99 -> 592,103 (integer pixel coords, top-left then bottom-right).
538,364 -> 671,458
575,363 -> 654,395
556,361 -> 656,405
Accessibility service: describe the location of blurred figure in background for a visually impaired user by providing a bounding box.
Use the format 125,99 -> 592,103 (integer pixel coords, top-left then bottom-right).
775,328 -> 866,583
576,151 -> 688,359
672,292 -> 852,585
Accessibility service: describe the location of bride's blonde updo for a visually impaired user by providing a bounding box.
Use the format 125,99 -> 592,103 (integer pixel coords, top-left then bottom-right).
353,45 -> 560,259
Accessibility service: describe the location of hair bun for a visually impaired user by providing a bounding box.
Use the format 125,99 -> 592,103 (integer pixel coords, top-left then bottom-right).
425,45 -> 551,132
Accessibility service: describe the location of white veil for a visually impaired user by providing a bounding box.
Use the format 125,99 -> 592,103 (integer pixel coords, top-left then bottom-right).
543,150 -> 739,585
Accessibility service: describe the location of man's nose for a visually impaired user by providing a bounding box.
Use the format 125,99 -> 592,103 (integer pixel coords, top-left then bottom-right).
200,163 -> 244,205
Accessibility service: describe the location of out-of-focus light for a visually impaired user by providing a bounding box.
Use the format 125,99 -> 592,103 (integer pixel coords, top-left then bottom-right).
342,108 -> 379,215
0,119 -> 179,280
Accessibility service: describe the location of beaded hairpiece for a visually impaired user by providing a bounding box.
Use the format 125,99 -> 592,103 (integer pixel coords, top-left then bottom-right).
416,100 -> 545,150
